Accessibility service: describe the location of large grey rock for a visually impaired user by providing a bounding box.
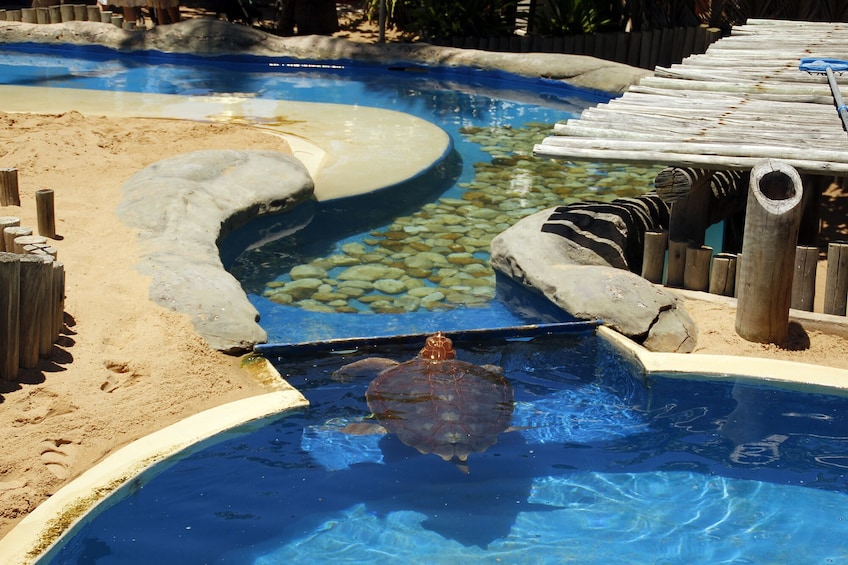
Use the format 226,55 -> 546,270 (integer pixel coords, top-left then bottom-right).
490,208 -> 697,353
117,150 -> 314,353
0,19 -> 650,95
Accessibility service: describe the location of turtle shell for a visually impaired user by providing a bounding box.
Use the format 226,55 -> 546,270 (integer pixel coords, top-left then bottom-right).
365,333 -> 513,463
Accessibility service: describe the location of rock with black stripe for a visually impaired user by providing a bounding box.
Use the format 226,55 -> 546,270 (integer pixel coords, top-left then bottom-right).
490,196 -> 696,354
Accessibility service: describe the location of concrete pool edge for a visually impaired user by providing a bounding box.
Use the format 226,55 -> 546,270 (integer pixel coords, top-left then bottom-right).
0,358 -> 309,565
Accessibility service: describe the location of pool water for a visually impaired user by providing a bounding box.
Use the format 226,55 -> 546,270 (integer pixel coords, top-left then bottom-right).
0,43 -> 662,344
42,334 -> 848,563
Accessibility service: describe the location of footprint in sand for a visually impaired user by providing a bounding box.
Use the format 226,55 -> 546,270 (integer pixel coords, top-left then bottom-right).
40,439 -> 78,480
101,360 -> 143,393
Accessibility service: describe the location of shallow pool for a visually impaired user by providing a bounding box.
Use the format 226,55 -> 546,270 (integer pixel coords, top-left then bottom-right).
0,43 -> 663,344
41,333 -> 848,563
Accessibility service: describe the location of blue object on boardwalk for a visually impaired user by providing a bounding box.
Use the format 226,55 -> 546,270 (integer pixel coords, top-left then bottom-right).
800,57 -> 848,134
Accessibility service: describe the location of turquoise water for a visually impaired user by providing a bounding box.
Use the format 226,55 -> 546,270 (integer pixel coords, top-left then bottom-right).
42,334 -> 848,563
0,43 -> 630,343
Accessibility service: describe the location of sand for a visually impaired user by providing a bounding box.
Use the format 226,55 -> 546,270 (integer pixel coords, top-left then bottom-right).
0,110 -> 847,540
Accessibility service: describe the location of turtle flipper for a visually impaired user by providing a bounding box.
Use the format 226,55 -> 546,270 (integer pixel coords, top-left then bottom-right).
331,357 -> 399,382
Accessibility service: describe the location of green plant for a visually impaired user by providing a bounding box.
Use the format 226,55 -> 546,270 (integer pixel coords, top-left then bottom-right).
530,0 -> 616,36
392,0 -> 520,38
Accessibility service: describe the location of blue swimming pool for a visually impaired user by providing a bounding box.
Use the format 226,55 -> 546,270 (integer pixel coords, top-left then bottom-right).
40,332 -> 848,563
0,43 -> 663,344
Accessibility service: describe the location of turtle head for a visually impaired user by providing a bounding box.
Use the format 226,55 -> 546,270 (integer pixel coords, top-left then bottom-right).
419,332 -> 455,361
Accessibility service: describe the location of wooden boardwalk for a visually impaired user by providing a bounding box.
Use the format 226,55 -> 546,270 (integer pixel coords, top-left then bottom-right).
534,19 -> 848,176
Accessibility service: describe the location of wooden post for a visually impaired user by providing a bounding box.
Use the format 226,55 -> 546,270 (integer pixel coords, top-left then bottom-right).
0,217 -> 20,251
21,7 -> 36,23
791,245 -> 818,312
18,255 -> 52,369
684,246 -> 712,291
0,253 -> 20,381
60,4 -> 74,21
74,4 -> 87,20
709,253 -> 737,296
666,240 -> 688,287
0,169 -> 20,207
735,161 -> 804,344
4,226 -> 31,252
52,261 -> 65,341
734,253 -> 743,297
13,235 -> 47,254
35,189 -> 56,238
86,5 -> 100,21
641,230 -> 667,283
823,242 -> 848,315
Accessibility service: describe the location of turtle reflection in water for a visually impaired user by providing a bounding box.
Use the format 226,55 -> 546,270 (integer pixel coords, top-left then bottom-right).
332,333 -> 514,468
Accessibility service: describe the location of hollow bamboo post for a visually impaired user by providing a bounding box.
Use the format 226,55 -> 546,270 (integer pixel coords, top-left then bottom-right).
709,253 -> 737,296
0,168 -> 20,207
36,7 -> 49,24
86,5 -> 100,20
100,10 -> 112,23
791,245 -> 818,312
684,246 -> 713,291
735,161 -> 804,344
666,240 -> 688,287
4,226 -> 31,252
0,217 -> 20,251
18,255 -> 52,368
0,253 -> 20,381
48,5 -> 61,23
35,189 -> 56,238
74,4 -> 87,20
823,242 -> 848,315
21,7 -> 36,23
641,230 -> 667,283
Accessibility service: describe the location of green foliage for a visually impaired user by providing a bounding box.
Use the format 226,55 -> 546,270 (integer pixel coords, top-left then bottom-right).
381,0 -> 520,38
530,0 -> 614,35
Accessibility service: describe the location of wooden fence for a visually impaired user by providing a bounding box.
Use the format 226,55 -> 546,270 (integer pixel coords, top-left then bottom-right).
0,169 -> 65,382
431,24 -> 724,70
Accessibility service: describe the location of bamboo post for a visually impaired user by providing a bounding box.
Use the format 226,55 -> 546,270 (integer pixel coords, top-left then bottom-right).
666,240 -> 688,287
684,245 -> 713,291
0,253 -> 20,381
791,245 -> 818,312
35,189 -> 56,238
0,217 -> 20,251
641,230 -> 668,283
823,242 -> 848,315
74,4 -> 87,20
86,5 -> 99,20
21,7 -> 36,23
60,4 -> 74,21
735,161 -> 804,344
709,253 -> 737,296
18,255 -> 52,369
6,9 -> 21,21
48,5 -> 61,23
4,226 -> 31,252
36,7 -> 48,24
100,10 -> 112,23
0,168 -> 20,207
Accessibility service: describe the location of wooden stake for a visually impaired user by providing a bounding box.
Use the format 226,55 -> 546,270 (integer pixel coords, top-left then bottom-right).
709,253 -> 737,296
684,246 -> 713,291
52,261 -> 65,341
13,235 -> 46,254
641,230 -> 667,283
791,245 -> 818,312
18,255 -> 52,369
824,242 -> 848,316
666,240 -> 688,287
735,161 -> 804,344
0,253 -> 20,381
35,189 -> 56,238
4,226 -> 31,253
0,217 -> 20,251
0,169 -> 20,207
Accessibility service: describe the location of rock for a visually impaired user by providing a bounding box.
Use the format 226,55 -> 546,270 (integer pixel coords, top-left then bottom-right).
117,150 -> 314,353
490,207 -> 697,353
290,264 -> 328,280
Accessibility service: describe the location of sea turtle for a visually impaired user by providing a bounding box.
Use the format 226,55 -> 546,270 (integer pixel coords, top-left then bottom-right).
331,332 -> 514,465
